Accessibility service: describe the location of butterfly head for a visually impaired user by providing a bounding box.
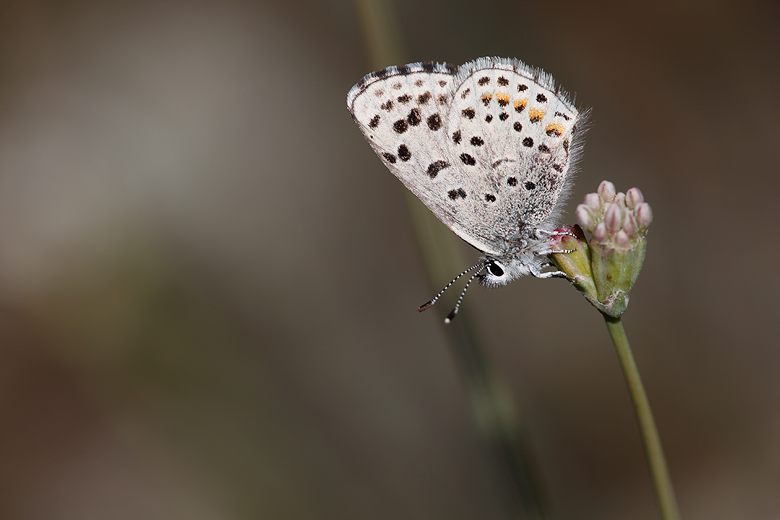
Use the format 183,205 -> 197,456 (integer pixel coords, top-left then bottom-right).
477,259 -> 509,287
477,256 -> 534,288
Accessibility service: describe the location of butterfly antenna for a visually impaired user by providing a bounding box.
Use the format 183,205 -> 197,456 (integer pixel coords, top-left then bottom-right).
418,262 -> 484,313
444,265 -> 486,324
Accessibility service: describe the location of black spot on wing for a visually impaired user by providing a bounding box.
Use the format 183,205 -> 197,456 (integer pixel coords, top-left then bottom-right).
427,113 -> 442,131
427,161 -> 450,178
460,153 -> 476,166
449,188 -> 467,199
407,108 -> 422,126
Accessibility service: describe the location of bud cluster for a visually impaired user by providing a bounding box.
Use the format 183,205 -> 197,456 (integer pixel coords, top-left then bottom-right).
550,181 -> 653,317
577,182 -> 653,248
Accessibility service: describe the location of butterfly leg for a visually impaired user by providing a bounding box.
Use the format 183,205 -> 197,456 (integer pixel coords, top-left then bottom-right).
535,228 -> 578,240
533,244 -> 576,256
532,228 -> 576,256
529,261 -> 569,279
531,267 -> 569,279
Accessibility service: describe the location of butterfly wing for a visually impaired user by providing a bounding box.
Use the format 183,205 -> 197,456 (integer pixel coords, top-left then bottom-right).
347,58 -> 582,256
444,58 -> 581,248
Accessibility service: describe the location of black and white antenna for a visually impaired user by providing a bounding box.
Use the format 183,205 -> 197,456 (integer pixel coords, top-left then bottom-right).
418,261 -> 487,323
444,268 -> 485,323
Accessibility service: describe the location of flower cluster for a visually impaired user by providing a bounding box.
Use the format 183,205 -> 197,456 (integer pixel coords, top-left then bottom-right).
550,181 -> 653,317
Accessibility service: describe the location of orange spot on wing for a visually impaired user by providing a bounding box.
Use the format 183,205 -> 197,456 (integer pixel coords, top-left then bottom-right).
529,107 -> 545,122
545,122 -> 565,137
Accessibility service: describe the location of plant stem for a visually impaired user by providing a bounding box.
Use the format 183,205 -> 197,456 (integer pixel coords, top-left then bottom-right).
604,316 -> 680,520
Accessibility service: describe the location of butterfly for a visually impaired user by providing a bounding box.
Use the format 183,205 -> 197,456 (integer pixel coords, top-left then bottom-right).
347,57 -> 585,321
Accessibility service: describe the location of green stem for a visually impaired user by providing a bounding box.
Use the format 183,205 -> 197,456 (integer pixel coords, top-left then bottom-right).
604,316 -> 680,520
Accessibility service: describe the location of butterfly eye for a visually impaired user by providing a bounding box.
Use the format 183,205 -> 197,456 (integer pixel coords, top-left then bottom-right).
488,262 -> 505,277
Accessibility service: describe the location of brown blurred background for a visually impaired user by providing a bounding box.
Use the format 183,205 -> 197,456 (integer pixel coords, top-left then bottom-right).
1,0 -> 778,518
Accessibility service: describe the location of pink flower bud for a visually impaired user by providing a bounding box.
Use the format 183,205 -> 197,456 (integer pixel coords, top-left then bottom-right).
636,202 -> 653,229
593,222 -> 607,242
605,204 -> 623,233
598,180 -> 616,202
576,205 -> 594,230
584,192 -> 601,212
623,213 -> 638,236
626,187 -> 644,209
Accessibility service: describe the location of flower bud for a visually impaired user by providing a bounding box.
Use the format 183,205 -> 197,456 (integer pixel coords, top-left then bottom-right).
576,205 -> 594,231
626,187 -> 643,209
598,180 -> 616,201
625,212 -> 638,235
636,202 -> 653,229
605,204 -> 623,232
584,193 -> 602,213
593,222 -> 607,242
616,230 -> 630,247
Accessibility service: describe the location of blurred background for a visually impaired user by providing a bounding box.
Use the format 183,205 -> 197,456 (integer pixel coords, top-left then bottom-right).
1,0 -> 778,518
